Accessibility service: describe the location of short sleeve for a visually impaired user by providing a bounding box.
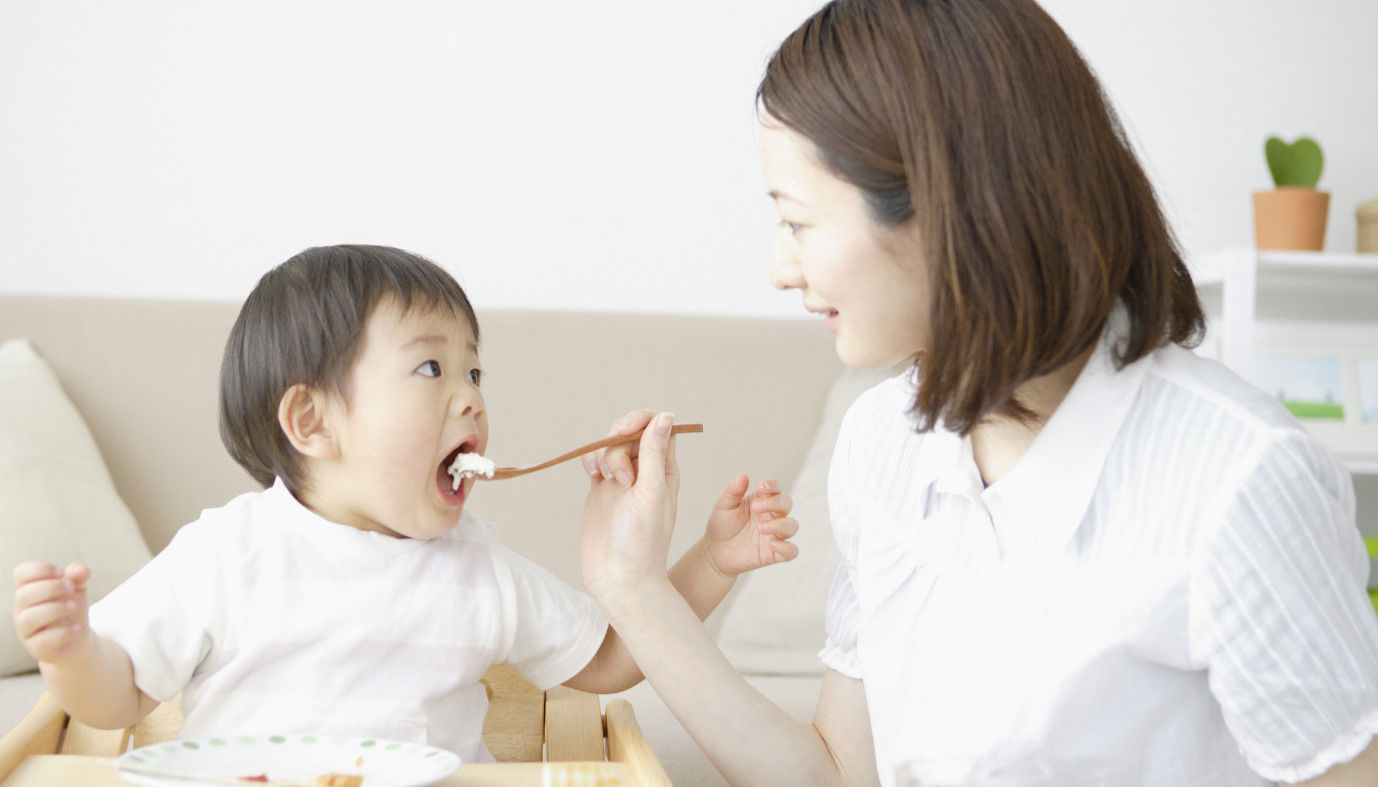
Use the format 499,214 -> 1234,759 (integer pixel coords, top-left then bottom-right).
491,546 -> 608,691
819,398 -> 864,679
87,524 -> 217,702
1189,429 -> 1378,783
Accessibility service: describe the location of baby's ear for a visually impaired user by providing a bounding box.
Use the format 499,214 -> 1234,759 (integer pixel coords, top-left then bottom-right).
278,383 -> 338,459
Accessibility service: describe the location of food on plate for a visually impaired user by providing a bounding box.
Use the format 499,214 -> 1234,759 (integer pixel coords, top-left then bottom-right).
315,775 -> 363,787
449,451 -> 496,487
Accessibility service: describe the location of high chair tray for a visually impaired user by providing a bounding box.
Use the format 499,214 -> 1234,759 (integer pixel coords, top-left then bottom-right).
6,755 -> 631,787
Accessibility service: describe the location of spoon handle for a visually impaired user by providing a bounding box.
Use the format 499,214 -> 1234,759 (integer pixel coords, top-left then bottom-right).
489,423 -> 703,480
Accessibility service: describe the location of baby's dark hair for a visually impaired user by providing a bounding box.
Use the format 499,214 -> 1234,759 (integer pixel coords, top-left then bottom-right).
219,244 -> 479,491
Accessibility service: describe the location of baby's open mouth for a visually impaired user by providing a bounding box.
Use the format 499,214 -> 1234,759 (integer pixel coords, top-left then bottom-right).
441,442 -> 495,492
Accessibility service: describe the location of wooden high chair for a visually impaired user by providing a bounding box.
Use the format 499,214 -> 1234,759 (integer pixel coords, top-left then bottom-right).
0,664 -> 671,786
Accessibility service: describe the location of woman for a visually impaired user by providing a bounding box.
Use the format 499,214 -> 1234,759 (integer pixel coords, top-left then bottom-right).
578,1 -> 1378,784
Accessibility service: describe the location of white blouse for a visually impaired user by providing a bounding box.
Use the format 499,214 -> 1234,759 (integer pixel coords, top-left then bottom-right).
822,313 -> 1378,786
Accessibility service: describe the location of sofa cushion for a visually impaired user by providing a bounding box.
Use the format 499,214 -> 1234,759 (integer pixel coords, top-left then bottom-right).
717,366 -> 894,675
0,339 -> 152,677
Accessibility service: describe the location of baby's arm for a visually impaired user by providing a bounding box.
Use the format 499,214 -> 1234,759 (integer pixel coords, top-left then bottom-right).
12,561 -> 159,729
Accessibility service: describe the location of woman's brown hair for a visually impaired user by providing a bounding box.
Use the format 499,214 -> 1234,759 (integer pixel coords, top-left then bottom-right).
219,245 -> 479,493
758,0 -> 1204,434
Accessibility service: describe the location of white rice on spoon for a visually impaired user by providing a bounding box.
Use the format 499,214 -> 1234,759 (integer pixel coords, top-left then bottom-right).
448,452 -> 495,489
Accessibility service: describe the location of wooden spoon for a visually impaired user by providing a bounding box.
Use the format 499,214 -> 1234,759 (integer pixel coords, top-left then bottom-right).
483,423 -> 703,480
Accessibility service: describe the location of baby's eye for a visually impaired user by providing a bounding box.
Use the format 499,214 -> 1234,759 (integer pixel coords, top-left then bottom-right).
468,368 -> 483,386
778,220 -> 803,236
417,360 -> 441,378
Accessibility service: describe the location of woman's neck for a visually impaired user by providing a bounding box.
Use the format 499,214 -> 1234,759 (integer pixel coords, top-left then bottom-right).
968,346 -> 1094,487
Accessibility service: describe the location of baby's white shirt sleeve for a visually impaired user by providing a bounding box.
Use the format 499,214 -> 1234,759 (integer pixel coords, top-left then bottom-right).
489,544 -> 608,691
88,522 -> 220,703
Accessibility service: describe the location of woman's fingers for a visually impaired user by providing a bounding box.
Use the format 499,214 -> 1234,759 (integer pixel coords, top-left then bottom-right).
580,410 -> 681,489
631,412 -> 676,495
586,410 -> 659,487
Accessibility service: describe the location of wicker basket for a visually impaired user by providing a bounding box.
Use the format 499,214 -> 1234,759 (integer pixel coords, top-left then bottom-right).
1358,197 -> 1378,254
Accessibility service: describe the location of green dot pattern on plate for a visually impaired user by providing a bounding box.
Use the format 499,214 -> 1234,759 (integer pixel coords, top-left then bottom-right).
386,743 -> 400,750
181,741 -> 199,749
240,736 -> 255,744
162,744 -> 177,753
269,735 -> 286,743
210,738 -> 226,746
302,736 -> 316,743
361,740 -> 376,747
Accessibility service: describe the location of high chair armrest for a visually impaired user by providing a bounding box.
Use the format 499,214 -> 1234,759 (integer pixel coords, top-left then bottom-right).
605,699 -> 671,787
0,692 -> 65,782
545,685 -> 604,762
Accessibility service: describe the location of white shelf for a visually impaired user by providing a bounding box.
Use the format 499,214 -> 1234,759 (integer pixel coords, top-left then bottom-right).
1189,247 -> 1378,475
1191,249 -> 1378,285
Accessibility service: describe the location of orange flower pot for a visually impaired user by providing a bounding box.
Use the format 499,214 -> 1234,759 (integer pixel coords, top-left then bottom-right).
1252,187 -> 1330,251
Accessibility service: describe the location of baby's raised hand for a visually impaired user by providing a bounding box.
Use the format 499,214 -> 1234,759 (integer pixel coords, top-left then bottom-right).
12,561 -> 93,665
704,475 -> 799,577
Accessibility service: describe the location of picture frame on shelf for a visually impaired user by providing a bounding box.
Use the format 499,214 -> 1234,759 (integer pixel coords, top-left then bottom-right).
1250,352 -> 1345,421
1359,358 -> 1378,424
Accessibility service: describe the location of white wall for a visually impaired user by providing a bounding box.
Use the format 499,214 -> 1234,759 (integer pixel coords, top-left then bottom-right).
2,1 -> 1375,316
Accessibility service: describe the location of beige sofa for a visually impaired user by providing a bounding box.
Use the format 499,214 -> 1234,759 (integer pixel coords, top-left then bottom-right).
0,293 -> 871,785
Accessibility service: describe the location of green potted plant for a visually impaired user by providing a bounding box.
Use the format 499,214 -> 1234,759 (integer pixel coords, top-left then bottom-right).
1253,135 -> 1328,251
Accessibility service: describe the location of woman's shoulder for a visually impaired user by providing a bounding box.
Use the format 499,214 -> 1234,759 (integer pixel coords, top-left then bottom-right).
832,367 -> 942,493
841,367 -> 918,433
1141,344 -> 1297,430
1128,343 -> 1351,506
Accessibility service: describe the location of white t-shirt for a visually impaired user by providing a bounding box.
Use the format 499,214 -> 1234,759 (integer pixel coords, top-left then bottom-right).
89,479 -> 608,763
822,313 -> 1378,786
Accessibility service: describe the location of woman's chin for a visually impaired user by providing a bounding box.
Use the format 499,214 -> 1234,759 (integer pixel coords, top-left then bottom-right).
836,343 -> 900,371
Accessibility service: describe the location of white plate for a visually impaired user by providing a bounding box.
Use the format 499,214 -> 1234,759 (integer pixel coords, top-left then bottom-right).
115,734 -> 460,787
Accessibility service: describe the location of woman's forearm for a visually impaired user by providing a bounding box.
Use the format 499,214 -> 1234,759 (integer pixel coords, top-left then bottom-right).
567,539 -> 737,693
599,577 -> 852,787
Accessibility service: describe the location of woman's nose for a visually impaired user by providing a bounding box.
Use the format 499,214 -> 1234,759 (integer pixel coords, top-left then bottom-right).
769,237 -> 802,291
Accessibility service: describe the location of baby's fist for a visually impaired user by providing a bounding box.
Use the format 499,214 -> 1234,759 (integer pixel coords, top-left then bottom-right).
12,561 -> 93,665
704,475 -> 800,577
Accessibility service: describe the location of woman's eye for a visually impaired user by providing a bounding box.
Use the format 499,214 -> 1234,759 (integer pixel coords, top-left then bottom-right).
468,368 -> 483,386
778,220 -> 802,236
417,360 -> 441,378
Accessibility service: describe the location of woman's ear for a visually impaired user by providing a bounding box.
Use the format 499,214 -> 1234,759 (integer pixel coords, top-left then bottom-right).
278,383 -> 338,460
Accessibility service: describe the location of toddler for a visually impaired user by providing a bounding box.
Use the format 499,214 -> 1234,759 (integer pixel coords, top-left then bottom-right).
11,244 -> 798,762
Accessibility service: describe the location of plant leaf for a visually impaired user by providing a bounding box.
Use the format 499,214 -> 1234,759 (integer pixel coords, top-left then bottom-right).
1265,136 -> 1324,188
